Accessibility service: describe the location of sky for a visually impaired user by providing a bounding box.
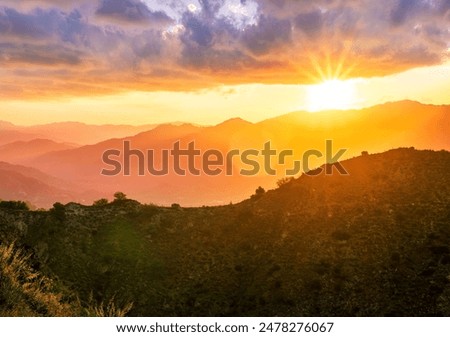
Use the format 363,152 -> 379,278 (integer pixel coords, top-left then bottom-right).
0,0 -> 449,126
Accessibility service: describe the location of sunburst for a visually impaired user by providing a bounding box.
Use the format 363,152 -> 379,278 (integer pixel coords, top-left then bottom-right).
299,43 -> 361,112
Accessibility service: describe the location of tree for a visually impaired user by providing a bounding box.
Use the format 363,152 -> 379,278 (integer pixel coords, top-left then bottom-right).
277,177 -> 295,188
51,202 -> 66,222
251,186 -> 266,200
255,186 -> 265,196
93,199 -> 109,207
113,192 -> 127,201
0,200 -> 29,211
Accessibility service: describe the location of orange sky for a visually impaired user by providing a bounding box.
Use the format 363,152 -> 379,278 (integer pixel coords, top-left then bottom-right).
0,1 -> 449,125
1,62 -> 449,126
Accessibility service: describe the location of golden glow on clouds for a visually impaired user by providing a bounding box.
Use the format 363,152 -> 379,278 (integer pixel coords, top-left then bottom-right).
0,63 -> 449,126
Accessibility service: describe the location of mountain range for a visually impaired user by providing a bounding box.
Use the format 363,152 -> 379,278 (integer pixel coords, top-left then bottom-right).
0,101 -> 449,208
0,121 -> 159,146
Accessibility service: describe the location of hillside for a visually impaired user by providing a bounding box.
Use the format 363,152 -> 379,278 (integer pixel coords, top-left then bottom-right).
0,139 -> 76,164
22,101 -> 450,207
1,148 -> 450,316
0,162 -> 101,209
0,130 -> 42,147
0,120 -> 158,145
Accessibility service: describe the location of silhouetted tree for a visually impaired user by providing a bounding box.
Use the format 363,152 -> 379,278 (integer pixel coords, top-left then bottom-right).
93,199 -> 109,207
251,186 -> 266,200
113,192 -> 127,201
277,177 -> 295,188
255,186 -> 265,195
0,201 -> 29,211
51,202 -> 66,222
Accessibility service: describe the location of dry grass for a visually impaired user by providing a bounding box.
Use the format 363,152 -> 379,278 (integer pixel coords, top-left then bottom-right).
0,242 -> 72,316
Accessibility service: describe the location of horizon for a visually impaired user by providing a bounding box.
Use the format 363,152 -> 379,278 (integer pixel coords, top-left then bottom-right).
0,98 -> 448,128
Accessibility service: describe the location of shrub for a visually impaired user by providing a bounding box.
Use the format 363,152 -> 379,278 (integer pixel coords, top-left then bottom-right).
277,177 -> 295,188
0,201 -> 29,211
93,198 -> 109,207
50,202 -> 66,222
251,186 -> 266,200
113,192 -> 127,201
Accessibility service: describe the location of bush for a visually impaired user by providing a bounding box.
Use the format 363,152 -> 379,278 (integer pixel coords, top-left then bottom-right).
277,177 -> 295,188
0,201 -> 29,211
50,202 -> 66,222
93,199 -> 109,207
251,186 -> 266,200
113,192 -> 127,201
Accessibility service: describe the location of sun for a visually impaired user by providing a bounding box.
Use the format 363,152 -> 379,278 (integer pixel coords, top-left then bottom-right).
306,79 -> 358,112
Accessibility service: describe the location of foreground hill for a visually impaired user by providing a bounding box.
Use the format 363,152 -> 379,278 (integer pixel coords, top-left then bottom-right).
1,148 -> 450,316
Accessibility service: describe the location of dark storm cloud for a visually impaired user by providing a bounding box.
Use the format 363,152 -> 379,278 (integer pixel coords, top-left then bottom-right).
0,0 -> 448,97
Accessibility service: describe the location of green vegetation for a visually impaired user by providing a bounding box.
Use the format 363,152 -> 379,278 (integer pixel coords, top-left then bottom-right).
93,198 -> 109,207
1,148 -> 450,316
113,192 -> 127,201
0,201 -> 29,211
0,242 -> 132,317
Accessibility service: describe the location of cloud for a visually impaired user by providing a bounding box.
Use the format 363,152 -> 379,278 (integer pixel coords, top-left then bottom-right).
390,0 -> 422,26
294,10 -> 324,38
95,0 -> 172,25
242,15 -> 292,55
0,0 -> 448,97
181,13 -> 214,47
0,7 -> 59,39
0,42 -> 82,65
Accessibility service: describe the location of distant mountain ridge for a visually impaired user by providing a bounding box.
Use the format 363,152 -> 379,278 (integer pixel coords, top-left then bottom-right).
0,139 -> 76,164
0,100 -> 449,207
0,162 -> 101,208
0,120 -> 159,145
